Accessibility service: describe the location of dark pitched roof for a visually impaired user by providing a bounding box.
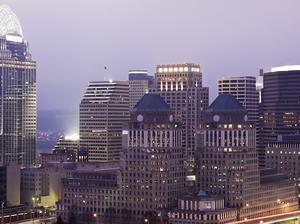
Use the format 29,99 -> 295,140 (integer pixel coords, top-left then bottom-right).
207,94 -> 246,112
132,93 -> 172,112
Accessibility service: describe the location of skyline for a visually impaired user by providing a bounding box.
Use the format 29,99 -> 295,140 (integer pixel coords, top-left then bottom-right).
2,0 -> 300,110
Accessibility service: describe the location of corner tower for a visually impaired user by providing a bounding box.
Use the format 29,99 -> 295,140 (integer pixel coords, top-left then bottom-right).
121,93 -> 184,218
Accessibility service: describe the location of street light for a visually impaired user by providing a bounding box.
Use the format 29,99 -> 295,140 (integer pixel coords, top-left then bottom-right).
93,213 -> 98,224
31,197 -> 36,224
144,218 -> 149,224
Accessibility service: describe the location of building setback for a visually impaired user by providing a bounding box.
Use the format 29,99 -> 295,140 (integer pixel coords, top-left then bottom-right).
79,81 -> 129,162
0,5 -> 37,166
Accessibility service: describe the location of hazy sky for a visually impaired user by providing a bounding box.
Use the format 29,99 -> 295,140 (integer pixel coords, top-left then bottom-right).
2,0 -> 300,110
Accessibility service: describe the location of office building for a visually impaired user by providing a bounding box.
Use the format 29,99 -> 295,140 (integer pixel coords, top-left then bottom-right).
21,167 -> 49,206
155,63 -> 209,181
196,94 -> 298,221
0,164 -> 21,207
0,5 -> 37,166
121,93 -> 184,218
128,70 -> 155,110
57,163 -> 121,223
79,81 -> 129,162
266,135 -> 300,200
58,94 -> 185,223
39,136 -> 79,166
218,76 -> 259,123
259,65 -> 300,166
168,192 -> 238,224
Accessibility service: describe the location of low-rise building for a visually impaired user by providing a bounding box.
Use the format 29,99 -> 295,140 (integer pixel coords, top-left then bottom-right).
266,135 -> 300,200
0,164 -> 21,207
168,192 -> 237,224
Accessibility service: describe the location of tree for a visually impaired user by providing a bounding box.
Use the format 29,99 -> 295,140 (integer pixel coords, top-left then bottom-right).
56,215 -> 64,224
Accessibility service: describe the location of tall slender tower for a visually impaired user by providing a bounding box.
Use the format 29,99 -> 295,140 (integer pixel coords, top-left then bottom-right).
155,63 -> 209,183
0,5 -> 37,166
79,81 -> 129,162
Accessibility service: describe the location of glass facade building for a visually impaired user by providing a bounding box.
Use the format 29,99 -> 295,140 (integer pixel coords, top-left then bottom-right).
0,5 -> 37,166
259,66 -> 300,166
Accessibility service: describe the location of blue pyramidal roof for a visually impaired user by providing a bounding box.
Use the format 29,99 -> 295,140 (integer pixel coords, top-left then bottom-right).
133,93 -> 172,112
207,94 -> 246,112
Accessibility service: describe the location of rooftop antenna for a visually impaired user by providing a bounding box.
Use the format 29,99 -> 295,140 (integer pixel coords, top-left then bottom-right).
104,66 -> 113,82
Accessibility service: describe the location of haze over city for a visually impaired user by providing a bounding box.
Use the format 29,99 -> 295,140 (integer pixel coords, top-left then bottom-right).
2,0 -> 300,110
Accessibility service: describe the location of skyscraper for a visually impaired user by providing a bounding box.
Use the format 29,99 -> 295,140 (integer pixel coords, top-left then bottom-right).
155,63 -> 209,180
79,81 -> 129,162
196,94 -> 298,220
128,70 -> 155,110
218,76 -> 259,123
0,5 -> 37,166
121,93 -> 184,217
259,65 -> 300,166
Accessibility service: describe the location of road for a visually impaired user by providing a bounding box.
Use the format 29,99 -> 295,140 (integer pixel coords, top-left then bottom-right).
10,216 -> 56,224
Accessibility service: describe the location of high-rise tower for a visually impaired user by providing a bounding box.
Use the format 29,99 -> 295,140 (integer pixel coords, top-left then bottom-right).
218,76 -> 259,123
121,93 -> 184,216
196,94 -> 298,220
0,5 -> 37,166
155,63 -> 209,181
79,81 -> 129,162
128,70 -> 155,110
259,66 -> 300,166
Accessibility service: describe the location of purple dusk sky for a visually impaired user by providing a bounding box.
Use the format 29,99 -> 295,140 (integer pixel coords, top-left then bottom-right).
2,0 -> 300,110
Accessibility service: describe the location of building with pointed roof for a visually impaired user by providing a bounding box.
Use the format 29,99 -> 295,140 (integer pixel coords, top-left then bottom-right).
195,94 -> 298,222
120,93 -> 184,220
0,5 -> 36,166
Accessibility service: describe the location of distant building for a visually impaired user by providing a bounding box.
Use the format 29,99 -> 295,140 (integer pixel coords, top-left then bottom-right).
155,63 -> 209,185
121,93 -> 184,218
218,76 -> 259,123
40,136 -> 79,165
79,81 -> 129,162
196,94 -> 298,221
168,192 -> 237,224
0,164 -> 21,207
0,5 -> 37,166
259,66 -> 300,167
128,70 -> 155,110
